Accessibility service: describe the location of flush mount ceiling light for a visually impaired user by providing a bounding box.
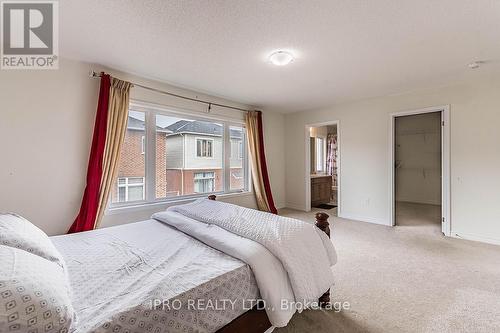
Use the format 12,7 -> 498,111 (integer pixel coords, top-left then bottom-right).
269,51 -> 294,66
468,61 -> 484,69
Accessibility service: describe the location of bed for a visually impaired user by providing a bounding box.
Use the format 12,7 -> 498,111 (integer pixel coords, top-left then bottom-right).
0,196 -> 335,333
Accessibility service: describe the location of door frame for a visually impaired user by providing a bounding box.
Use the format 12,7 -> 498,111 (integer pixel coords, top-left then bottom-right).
305,120 -> 341,213
389,105 -> 450,236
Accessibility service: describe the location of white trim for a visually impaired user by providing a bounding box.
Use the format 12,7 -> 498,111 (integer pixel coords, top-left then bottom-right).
304,120 -> 341,214
106,190 -> 254,215
338,213 -> 390,226
109,100 -> 251,210
284,202 -> 307,211
389,105 -> 451,236
145,111 -> 156,202
223,125 -> 230,192
451,231 -> 500,246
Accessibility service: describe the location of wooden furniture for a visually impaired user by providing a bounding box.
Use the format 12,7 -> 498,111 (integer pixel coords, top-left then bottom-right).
311,175 -> 332,207
210,195 -> 332,332
315,212 -> 331,306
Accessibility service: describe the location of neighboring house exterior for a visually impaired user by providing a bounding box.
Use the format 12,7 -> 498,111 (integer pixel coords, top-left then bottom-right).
165,120 -> 244,196
111,117 -> 244,203
111,116 -> 170,202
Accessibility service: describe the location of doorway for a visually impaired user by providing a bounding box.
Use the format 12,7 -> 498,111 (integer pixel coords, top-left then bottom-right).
389,106 -> 450,235
305,121 -> 340,216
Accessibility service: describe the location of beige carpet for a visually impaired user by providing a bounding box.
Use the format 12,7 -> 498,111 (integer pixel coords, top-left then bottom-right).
275,203 -> 500,333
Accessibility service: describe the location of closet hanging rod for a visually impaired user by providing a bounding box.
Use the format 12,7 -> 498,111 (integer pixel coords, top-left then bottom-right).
89,71 -> 250,113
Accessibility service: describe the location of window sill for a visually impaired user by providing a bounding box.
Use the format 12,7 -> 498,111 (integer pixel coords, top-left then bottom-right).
105,191 -> 254,216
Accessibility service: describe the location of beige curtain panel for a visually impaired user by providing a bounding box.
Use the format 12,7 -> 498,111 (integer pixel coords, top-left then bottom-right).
245,111 -> 278,214
95,78 -> 133,227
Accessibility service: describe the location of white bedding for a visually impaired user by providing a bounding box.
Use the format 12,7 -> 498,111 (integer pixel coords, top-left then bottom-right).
51,219 -> 259,333
152,211 -> 296,327
153,199 -> 337,328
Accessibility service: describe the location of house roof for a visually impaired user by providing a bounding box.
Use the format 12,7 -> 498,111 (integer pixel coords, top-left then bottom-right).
127,116 -> 171,133
166,120 -> 243,139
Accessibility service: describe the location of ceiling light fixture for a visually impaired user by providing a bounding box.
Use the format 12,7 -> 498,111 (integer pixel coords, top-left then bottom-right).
468,61 -> 483,69
269,50 -> 294,66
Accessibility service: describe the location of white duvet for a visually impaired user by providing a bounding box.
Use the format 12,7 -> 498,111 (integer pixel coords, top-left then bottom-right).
152,199 -> 337,327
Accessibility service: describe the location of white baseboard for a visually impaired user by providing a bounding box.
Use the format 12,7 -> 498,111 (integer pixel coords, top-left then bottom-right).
396,200 -> 441,206
284,202 -> 306,211
338,213 -> 390,226
451,231 -> 500,246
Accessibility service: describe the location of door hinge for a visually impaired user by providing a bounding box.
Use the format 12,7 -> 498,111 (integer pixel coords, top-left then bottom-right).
442,217 -> 445,223
441,120 -> 445,126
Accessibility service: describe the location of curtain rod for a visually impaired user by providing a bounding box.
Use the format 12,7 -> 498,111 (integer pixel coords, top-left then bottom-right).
89,71 -> 250,113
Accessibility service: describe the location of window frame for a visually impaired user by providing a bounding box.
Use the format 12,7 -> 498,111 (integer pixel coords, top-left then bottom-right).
316,137 -> 325,172
238,141 -> 243,159
193,171 -> 216,193
108,100 -> 251,209
195,137 -> 215,158
117,177 -> 145,203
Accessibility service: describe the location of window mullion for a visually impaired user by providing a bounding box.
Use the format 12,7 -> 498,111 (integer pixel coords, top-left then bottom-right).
223,122 -> 230,192
243,127 -> 250,192
145,111 -> 156,202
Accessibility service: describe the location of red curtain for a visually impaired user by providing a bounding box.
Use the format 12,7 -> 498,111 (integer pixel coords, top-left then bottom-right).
68,74 -> 111,233
256,111 -> 278,214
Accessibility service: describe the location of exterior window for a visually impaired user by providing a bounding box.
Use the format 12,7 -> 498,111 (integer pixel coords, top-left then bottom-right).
231,169 -> 243,180
110,102 -> 250,208
230,140 -> 244,160
111,111 -> 145,204
230,126 -> 245,191
117,177 -> 145,202
196,139 -> 213,157
194,172 -> 215,193
239,141 -> 243,159
316,137 -> 325,172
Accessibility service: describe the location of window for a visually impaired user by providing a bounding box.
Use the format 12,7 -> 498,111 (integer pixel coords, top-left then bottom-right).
117,177 -> 145,202
316,137 -> 325,172
110,102 -> 250,208
196,138 -> 213,157
230,126 -> 246,191
194,172 -> 215,193
111,111 -> 145,204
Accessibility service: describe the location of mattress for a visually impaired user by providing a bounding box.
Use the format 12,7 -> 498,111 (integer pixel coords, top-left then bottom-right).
51,218 -> 259,333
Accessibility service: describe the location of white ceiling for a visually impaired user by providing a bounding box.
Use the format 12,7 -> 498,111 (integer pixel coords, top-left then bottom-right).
61,0 -> 500,113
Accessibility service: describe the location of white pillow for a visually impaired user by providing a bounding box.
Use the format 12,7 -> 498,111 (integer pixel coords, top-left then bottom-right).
0,245 -> 76,333
0,213 -> 65,268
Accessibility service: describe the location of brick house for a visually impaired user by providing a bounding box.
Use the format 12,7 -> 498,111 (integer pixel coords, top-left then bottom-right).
111,116 -> 170,202
165,120 -> 244,196
111,117 -> 244,203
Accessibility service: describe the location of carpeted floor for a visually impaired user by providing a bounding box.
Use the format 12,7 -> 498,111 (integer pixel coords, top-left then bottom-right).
275,203 -> 500,333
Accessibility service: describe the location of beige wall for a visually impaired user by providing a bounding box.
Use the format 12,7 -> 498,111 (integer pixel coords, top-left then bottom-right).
0,60 -> 97,236
0,58 -> 286,235
285,76 -> 500,245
